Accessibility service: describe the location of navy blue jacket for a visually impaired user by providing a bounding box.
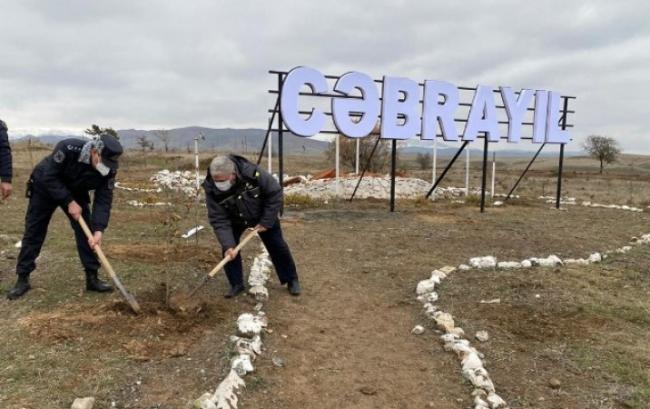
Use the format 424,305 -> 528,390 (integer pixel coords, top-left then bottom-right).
203,155 -> 282,249
0,120 -> 11,183
32,138 -> 116,232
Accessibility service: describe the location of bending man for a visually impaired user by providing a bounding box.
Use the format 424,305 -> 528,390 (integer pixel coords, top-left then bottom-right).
203,155 -> 300,298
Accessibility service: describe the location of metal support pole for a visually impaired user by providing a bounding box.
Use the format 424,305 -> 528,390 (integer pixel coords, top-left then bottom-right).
425,141 -> 469,199
556,144 -> 565,209
256,97 -> 279,166
432,137 -> 437,183
193,136 -> 201,245
277,73 -> 284,215
465,147 -> 470,195
480,137 -> 488,213
349,136 -> 381,201
355,138 -> 360,175
335,134 -> 340,197
390,139 -> 397,212
555,97 -> 569,209
505,143 -> 546,201
491,152 -> 496,199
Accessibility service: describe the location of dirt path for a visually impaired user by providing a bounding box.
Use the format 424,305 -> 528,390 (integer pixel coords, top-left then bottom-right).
241,211 -> 469,409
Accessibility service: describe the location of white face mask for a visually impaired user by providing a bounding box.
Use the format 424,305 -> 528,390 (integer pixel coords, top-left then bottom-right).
95,161 -> 111,177
214,180 -> 233,191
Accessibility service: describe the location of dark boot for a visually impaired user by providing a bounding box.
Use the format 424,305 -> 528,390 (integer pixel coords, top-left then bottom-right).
86,270 -> 113,293
224,284 -> 245,299
288,278 -> 301,296
7,275 -> 31,300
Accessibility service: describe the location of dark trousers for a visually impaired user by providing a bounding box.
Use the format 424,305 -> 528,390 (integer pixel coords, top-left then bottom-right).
223,221 -> 298,287
16,190 -> 100,277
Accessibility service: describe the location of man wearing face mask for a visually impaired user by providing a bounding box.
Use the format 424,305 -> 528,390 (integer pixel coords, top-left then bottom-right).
7,134 -> 123,300
204,155 -> 300,298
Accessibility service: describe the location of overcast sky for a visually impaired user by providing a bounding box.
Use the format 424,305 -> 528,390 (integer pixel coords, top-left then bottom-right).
0,1 -> 648,152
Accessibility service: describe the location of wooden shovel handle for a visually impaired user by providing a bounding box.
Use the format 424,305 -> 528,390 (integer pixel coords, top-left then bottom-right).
78,216 -> 117,280
207,229 -> 259,278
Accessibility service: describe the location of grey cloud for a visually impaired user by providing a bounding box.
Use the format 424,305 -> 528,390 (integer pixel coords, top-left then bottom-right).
0,0 -> 648,152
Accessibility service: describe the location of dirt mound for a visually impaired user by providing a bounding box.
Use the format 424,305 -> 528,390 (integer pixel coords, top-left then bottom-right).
18,284 -> 231,361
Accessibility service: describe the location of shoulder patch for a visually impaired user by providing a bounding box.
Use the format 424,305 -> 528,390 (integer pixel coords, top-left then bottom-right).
53,150 -> 66,163
255,171 -> 260,178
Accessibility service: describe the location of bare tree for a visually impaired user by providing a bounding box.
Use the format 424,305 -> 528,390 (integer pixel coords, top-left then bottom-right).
583,135 -> 620,174
154,129 -> 171,153
326,134 -> 390,173
416,152 -> 432,170
136,135 -> 153,153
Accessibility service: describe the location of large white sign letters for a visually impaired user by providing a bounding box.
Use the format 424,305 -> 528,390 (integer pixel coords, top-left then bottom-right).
279,66 -> 570,144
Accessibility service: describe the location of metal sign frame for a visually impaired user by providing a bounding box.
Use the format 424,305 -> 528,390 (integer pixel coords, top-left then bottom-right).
259,69 -> 576,212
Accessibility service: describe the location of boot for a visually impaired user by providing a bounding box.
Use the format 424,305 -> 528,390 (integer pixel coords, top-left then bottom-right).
288,278 -> 301,296
224,283 -> 245,299
7,274 -> 31,300
86,270 -> 113,293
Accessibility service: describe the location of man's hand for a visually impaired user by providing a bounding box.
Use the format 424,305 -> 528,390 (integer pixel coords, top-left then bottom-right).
254,224 -> 268,233
225,247 -> 239,260
0,182 -> 11,200
88,231 -> 103,250
67,200 -> 82,220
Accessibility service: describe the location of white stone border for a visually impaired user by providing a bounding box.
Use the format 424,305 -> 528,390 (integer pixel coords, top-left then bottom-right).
194,243 -> 272,409
416,233 -> 650,409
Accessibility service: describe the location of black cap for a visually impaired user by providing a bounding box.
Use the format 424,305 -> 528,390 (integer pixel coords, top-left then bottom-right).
100,134 -> 123,170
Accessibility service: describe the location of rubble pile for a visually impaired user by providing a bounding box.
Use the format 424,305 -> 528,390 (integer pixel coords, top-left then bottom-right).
151,170 -> 199,197
283,175 -> 483,200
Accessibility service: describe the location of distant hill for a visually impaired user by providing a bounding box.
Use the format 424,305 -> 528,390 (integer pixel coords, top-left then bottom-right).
14,127 -> 329,155
13,127 -> 583,157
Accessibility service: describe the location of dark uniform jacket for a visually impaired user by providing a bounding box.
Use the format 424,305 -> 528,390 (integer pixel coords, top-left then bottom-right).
0,120 -> 11,183
31,138 -> 116,232
203,155 -> 282,249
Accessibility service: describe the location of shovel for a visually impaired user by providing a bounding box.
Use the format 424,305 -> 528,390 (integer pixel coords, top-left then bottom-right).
78,216 -> 142,314
187,228 -> 259,298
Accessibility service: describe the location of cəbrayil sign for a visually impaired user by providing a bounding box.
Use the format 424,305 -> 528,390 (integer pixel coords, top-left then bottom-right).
279,66 -> 571,144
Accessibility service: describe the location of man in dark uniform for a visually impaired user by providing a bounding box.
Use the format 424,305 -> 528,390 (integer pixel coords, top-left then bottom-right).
0,119 -> 12,200
204,155 -> 300,298
7,134 -> 123,300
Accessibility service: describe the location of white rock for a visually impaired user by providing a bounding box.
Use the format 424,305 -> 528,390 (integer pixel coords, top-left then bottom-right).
475,331 -> 489,342
458,264 -> 471,271
417,292 -> 439,303
411,325 -> 425,335
520,260 -> 532,268
248,285 -> 268,302
469,256 -> 497,269
439,265 -> 456,275
497,261 -> 521,269
588,252 -> 602,263
237,313 -> 268,337
231,354 -> 255,376
208,369 -> 245,408
71,397 -> 95,409
486,392 -> 508,408
416,278 -> 436,295
433,311 -> 455,332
